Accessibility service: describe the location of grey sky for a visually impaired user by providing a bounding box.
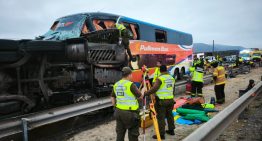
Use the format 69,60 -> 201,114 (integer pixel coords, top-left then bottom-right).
0,0 -> 261,48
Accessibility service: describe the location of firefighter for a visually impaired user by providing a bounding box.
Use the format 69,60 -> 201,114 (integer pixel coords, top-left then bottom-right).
152,61 -> 162,83
144,65 -> 175,139
211,61 -> 226,104
111,67 -> 143,141
189,63 -> 204,97
217,55 -> 223,65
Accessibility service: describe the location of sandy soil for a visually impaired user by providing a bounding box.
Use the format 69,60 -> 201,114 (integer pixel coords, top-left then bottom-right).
217,91 -> 262,141
65,68 -> 262,141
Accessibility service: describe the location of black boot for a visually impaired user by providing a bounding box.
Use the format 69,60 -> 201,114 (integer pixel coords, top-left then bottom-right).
166,130 -> 175,135
152,135 -> 165,139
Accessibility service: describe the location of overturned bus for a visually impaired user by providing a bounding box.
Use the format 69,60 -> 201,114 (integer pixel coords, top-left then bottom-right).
0,12 -> 193,115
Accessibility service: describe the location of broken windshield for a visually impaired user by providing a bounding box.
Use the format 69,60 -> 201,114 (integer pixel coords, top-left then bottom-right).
43,15 -> 86,40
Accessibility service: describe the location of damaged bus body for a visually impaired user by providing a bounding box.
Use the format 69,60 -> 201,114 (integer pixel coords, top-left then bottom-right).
0,13 -> 192,115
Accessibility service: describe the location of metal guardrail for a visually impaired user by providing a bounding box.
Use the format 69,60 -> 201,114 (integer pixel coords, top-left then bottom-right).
183,81 -> 262,141
0,75 -> 213,139
0,97 -> 111,139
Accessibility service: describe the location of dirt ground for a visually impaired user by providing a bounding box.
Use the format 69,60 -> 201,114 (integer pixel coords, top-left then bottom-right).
217,91 -> 262,141
64,68 -> 262,141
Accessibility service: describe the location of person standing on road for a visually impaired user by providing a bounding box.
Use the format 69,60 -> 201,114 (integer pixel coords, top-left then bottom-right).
152,61 -> 162,83
236,55 -> 240,67
189,63 -> 204,97
193,55 -> 199,67
211,61 -> 226,104
111,67 -> 143,141
144,65 -> 175,140
204,58 -> 211,73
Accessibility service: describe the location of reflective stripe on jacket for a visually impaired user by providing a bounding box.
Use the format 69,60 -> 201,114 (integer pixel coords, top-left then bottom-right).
213,66 -> 226,85
153,67 -> 160,83
156,74 -> 175,99
114,79 -> 139,110
191,67 -> 204,82
116,23 -> 126,31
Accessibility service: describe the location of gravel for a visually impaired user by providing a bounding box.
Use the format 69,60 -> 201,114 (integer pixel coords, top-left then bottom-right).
55,68 -> 262,141
217,88 -> 262,141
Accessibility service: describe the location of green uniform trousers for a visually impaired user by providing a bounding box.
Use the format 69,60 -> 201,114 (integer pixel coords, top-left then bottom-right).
114,108 -> 140,141
155,99 -> 175,136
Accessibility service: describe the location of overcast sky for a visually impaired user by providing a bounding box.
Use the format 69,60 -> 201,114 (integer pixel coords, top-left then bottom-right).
0,0 -> 261,48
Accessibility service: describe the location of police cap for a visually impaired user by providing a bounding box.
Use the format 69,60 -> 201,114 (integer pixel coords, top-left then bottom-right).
122,67 -> 132,75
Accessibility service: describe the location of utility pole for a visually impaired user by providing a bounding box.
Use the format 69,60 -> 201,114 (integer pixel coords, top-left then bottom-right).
212,40 -> 215,56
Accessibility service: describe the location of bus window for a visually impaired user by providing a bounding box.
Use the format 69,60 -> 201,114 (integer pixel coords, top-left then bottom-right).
93,19 -> 104,30
123,22 -> 140,40
166,55 -> 176,65
138,54 -> 162,68
130,55 -> 140,70
51,21 -> 59,31
155,30 -> 167,43
81,22 -> 90,35
104,20 -> 115,29
93,19 -> 116,31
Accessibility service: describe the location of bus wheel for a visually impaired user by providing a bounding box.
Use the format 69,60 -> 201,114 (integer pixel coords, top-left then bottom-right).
174,68 -> 181,80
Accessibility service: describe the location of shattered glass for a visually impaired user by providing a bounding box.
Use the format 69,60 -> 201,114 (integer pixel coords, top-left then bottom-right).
42,15 -> 86,40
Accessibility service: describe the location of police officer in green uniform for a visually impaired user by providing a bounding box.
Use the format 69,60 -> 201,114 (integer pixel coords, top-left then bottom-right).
144,65 -> 175,139
115,23 -> 134,62
111,67 -> 143,141
189,63 -> 204,97
193,55 -> 200,67
153,61 -> 162,83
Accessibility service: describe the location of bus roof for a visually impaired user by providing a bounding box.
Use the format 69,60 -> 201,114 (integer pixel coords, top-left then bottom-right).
58,12 -> 193,45
120,16 -> 191,36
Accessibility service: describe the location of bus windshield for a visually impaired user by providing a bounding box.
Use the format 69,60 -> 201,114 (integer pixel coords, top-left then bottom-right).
240,53 -> 250,57
43,15 -> 86,40
253,53 -> 260,56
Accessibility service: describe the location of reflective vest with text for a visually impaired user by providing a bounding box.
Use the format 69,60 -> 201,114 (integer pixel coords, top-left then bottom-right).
156,74 -> 175,99
114,79 -> 139,110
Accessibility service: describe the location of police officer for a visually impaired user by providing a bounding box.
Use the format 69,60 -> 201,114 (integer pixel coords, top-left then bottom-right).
193,55 -> 204,68
152,61 -> 162,83
211,61 -> 226,104
236,55 -> 240,67
193,55 -> 199,67
189,63 -> 204,97
115,23 -> 134,62
111,67 -> 143,141
239,57 -> 243,65
144,65 -> 175,139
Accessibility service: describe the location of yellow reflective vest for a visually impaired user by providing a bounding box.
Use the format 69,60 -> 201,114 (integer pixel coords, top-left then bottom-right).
153,67 -> 161,83
190,67 -> 204,82
156,74 -> 175,99
213,66 -> 226,85
239,58 -> 243,63
116,23 -> 126,31
193,59 -> 201,67
114,79 -> 139,110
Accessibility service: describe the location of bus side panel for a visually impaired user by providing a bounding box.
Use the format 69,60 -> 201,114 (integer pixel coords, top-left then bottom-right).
129,41 -> 192,63
129,41 -> 192,83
